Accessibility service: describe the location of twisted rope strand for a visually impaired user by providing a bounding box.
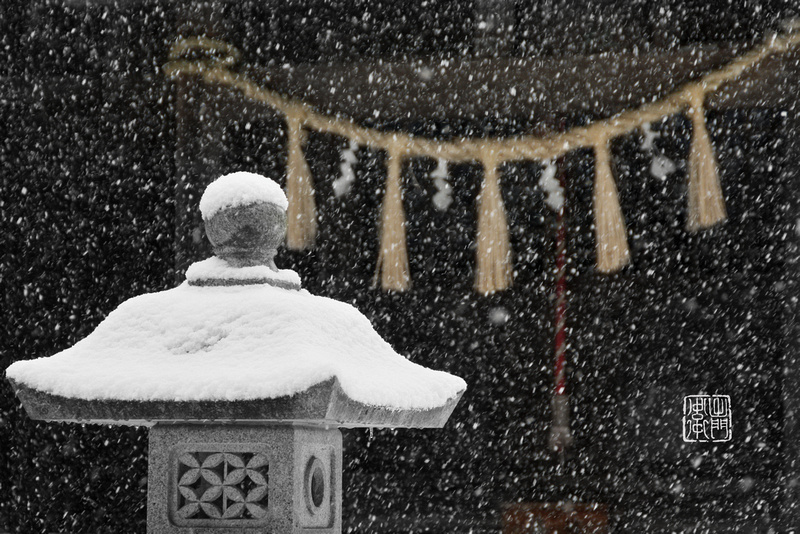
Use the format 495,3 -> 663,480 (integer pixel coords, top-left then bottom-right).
164,29 -> 800,166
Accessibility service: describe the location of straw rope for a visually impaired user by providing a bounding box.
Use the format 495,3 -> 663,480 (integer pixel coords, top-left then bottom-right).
474,149 -> 513,294
686,85 -> 727,231
164,28 -> 800,291
164,30 -> 800,164
374,141 -> 411,291
590,135 -> 631,272
285,113 -> 317,249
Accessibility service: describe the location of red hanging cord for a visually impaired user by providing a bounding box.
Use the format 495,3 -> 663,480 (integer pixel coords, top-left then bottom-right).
549,156 -> 572,458
554,180 -> 568,396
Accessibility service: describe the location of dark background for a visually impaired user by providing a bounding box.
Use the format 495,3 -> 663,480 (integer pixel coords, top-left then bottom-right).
1,1 -> 799,532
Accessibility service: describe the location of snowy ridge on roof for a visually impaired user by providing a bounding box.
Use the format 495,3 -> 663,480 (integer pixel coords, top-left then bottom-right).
199,171 -> 289,219
186,257 -> 301,287
6,283 -> 466,410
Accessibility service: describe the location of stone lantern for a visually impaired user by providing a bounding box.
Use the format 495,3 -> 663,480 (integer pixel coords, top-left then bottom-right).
7,171 -> 466,533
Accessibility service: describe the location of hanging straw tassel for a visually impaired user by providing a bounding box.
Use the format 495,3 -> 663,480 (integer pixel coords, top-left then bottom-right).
374,143 -> 410,291
474,150 -> 513,294
687,85 -> 727,231
593,138 -> 630,273
285,114 -> 317,250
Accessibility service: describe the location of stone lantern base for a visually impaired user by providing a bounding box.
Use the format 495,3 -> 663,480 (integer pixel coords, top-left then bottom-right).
147,424 -> 342,534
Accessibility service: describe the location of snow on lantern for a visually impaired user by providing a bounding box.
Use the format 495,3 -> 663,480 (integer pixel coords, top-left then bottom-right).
6,171 -> 466,533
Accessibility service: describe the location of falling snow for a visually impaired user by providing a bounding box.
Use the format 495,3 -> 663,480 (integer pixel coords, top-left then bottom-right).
1,1 -> 799,533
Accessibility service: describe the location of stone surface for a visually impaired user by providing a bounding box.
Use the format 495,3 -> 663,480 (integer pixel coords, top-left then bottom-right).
185,256 -> 302,289
148,424 -> 342,534
188,274 -> 300,290
204,202 -> 286,269
8,377 -> 463,429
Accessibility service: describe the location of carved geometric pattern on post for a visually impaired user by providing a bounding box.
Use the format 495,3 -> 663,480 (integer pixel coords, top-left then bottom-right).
175,452 -> 269,521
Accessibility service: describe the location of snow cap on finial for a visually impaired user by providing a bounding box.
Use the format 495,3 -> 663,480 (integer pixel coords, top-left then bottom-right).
200,171 -> 288,219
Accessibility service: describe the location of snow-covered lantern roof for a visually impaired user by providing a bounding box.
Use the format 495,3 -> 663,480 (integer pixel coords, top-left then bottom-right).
7,171 -> 466,428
